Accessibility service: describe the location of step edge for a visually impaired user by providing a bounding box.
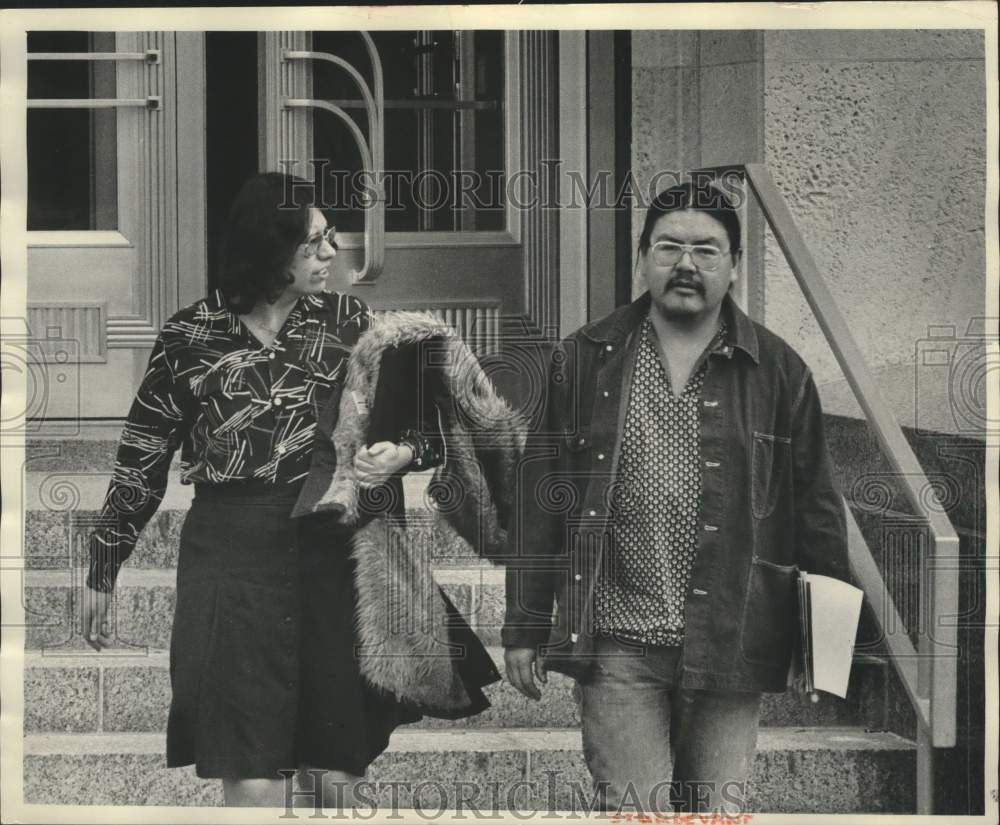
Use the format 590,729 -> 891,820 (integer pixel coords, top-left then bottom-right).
23,726 -> 916,757
23,647 -> 888,671
24,566 -> 505,589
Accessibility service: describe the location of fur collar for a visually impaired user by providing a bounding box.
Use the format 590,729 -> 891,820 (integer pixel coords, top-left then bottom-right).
304,310 -> 525,558
293,311 -> 522,711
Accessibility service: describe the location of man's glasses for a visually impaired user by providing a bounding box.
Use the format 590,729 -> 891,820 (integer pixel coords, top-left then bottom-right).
301,226 -> 338,257
649,241 -> 727,270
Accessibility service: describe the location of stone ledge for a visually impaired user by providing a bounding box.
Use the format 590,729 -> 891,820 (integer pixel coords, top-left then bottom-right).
22,648 -> 889,734
24,726 -> 914,756
21,728 -> 917,811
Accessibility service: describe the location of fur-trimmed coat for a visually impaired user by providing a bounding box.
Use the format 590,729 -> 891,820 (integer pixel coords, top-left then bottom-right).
292,311 -> 526,715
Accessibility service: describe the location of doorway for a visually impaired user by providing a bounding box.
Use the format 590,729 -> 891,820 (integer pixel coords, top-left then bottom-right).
205,31 -> 260,290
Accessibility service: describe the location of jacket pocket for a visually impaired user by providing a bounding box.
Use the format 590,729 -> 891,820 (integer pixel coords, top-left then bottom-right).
739,558 -> 798,666
751,431 -> 792,519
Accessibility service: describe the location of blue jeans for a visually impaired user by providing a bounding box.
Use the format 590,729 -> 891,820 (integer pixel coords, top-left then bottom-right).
579,635 -> 761,815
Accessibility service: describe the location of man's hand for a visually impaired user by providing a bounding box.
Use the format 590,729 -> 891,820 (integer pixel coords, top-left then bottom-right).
82,586 -> 112,651
504,646 -> 547,701
354,441 -> 414,486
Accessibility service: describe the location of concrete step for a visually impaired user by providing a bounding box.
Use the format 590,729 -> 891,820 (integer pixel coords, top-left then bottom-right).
23,471 -> 477,572
20,565 -> 504,650
14,564 -> 902,722
24,505 -> 478,572
23,646 -> 891,735
23,467 -> 438,510
26,438 -> 127,472
31,422 -> 986,534
21,727 -> 916,812
825,415 -> 985,535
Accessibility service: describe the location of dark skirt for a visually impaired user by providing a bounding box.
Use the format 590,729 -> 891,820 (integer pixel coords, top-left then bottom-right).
165,483 -> 421,779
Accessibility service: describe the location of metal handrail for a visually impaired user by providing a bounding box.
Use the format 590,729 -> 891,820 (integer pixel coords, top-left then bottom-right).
27,97 -> 160,110
27,49 -> 160,110
732,163 -> 960,814
27,50 -> 159,63
283,33 -> 385,282
846,509 -> 929,722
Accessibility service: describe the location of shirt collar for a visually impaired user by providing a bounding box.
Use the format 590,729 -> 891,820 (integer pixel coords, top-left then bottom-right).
583,291 -> 759,365
211,289 -> 326,320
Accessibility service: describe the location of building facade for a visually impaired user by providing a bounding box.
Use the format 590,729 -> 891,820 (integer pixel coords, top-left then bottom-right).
11,23 -> 991,815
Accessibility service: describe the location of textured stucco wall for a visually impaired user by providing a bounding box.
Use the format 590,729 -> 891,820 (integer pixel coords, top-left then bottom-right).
630,31 -> 701,271
629,29 -> 987,431
760,30 -> 987,403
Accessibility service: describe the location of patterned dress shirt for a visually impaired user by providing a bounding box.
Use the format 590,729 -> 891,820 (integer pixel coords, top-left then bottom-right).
87,289 -> 437,592
593,315 -> 728,646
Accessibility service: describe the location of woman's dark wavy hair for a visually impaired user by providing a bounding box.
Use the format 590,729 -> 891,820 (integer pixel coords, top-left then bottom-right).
638,180 -> 742,261
218,172 -> 316,313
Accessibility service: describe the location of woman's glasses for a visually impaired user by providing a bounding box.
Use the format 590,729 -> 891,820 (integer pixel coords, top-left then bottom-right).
649,241 -> 727,270
301,226 -> 338,257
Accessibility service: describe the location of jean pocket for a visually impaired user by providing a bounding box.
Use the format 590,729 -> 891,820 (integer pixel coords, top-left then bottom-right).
751,431 -> 792,519
739,558 -> 798,666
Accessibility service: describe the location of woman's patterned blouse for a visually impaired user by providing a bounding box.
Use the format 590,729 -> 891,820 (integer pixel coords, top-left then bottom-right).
87,289 -> 435,592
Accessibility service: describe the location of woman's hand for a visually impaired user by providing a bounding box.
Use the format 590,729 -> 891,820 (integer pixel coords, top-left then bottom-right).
354,441 -> 414,486
82,586 -> 113,651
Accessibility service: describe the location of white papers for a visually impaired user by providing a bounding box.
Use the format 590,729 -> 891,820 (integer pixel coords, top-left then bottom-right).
798,571 -> 864,698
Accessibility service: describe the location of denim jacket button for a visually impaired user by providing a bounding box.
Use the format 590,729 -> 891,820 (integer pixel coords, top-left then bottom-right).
605,345 -> 613,352
571,633 -> 579,643
602,390 -> 609,398
597,453 -> 605,461
574,573 -> 582,581
588,509 -> 597,517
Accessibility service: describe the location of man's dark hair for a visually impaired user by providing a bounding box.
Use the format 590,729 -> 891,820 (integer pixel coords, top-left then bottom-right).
218,172 -> 316,313
638,180 -> 742,261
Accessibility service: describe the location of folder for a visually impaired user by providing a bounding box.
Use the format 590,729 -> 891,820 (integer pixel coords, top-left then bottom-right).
797,571 -> 864,698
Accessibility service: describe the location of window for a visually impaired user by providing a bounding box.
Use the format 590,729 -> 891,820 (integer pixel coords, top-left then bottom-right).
27,32 -> 119,231
308,30 -> 506,233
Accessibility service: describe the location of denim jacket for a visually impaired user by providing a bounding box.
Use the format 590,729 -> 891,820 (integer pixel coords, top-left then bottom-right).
501,291 -> 849,692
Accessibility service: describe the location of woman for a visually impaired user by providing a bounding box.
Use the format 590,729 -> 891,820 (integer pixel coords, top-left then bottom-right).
82,172 -> 450,807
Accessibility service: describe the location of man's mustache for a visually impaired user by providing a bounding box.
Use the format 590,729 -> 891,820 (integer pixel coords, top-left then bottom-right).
665,276 -> 704,294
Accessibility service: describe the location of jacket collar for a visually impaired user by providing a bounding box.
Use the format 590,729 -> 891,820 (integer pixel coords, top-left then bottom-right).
581,290 -> 759,364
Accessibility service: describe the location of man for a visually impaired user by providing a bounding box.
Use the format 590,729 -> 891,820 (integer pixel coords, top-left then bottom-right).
501,180 -> 849,815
